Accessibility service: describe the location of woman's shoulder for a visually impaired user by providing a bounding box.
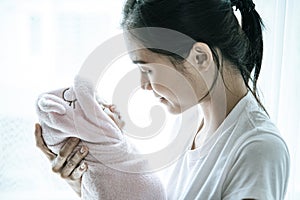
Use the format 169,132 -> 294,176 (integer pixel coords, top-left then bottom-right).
239,130 -> 288,155
237,92 -> 282,140
230,120 -> 290,168
228,97 -> 289,161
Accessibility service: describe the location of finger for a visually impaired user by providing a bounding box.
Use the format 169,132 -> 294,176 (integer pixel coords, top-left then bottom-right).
69,162 -> 88,180
103,105 -> 121,120
34,123 -> 56,161
102,106 -> 121,124
101,102 -> 112,108
61,146 -> 89,178
103,107 -> 114,118
109,105 -> 121,119
52,137 -> 80,172
108,104 -> 116,112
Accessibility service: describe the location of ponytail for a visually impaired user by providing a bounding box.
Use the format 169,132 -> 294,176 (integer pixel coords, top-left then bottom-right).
231,0 -> 264,95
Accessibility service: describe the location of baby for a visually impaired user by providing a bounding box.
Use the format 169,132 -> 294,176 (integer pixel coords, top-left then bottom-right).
36,75 -> 166,200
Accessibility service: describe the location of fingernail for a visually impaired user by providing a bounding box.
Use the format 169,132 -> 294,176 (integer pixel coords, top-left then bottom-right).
80,146 -> 88,154
80,162 -> 86,169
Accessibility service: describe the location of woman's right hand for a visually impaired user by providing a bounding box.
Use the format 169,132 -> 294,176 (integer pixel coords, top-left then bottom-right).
34,123 -> 89,197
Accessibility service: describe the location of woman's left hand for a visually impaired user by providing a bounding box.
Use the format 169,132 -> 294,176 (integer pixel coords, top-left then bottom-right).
34,123 -> 88,197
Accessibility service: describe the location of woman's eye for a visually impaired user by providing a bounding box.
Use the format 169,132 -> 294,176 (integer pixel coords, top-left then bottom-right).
138,64 -> 152,74
140,68 -> 152,74
142,69 -> 151,74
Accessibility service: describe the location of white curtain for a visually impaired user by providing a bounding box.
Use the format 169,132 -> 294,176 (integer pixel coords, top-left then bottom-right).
0,0 -> 299,199
257,0 -> 300,199
271,0 -> 300,199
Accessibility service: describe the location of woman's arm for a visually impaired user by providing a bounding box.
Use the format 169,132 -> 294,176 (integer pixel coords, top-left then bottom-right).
34,123 -> 88,197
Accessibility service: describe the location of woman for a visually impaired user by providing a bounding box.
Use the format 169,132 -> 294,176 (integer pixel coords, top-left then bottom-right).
35,0 -> 290,199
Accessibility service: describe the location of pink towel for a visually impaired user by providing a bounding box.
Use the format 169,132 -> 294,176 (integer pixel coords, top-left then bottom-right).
36,75 -> 166,200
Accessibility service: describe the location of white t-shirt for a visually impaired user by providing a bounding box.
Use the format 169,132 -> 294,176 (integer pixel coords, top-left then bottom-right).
159,92 -> 290,200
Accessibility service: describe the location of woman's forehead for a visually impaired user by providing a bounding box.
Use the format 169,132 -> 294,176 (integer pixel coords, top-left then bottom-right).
128,49 -> 153,63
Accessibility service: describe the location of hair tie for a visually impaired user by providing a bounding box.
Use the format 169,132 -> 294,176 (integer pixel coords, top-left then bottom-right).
231,0 -> 255,12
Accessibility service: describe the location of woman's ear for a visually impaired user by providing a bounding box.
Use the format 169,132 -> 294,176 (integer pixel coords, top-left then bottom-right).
186,42 -> 213,71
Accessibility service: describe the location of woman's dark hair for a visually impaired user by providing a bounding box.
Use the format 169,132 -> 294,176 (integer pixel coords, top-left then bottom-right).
121,0 -> 266,112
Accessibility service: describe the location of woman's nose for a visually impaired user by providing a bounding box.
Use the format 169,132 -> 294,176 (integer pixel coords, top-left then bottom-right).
140,75 -> 152,90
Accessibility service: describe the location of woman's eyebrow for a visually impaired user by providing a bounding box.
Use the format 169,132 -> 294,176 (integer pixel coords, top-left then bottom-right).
132,60 -> 148,64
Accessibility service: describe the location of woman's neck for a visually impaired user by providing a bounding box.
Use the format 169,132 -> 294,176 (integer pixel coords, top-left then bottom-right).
192,67 -> 248,149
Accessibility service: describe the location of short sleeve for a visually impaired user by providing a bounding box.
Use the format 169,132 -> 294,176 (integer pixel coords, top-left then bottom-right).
222,133 -> 290,200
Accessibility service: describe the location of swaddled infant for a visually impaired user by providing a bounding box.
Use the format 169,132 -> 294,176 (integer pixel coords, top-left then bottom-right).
36,75 -> 166,200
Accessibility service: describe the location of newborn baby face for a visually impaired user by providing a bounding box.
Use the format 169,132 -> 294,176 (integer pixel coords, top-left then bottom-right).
102,104 -> 125,130
95,94 -> 125,130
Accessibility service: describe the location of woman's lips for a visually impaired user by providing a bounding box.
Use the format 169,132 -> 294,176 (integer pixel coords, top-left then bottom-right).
153,92 -> 168,103
159,97 -> 168,103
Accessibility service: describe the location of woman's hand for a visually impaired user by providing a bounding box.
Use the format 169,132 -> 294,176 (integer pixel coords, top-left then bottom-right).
34,123 -> 89,197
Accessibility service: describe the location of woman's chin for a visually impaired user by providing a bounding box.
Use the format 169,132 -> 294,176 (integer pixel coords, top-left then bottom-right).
167,108 -> 181,115
160,99 -> 182,115
167,103 -> 197,115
